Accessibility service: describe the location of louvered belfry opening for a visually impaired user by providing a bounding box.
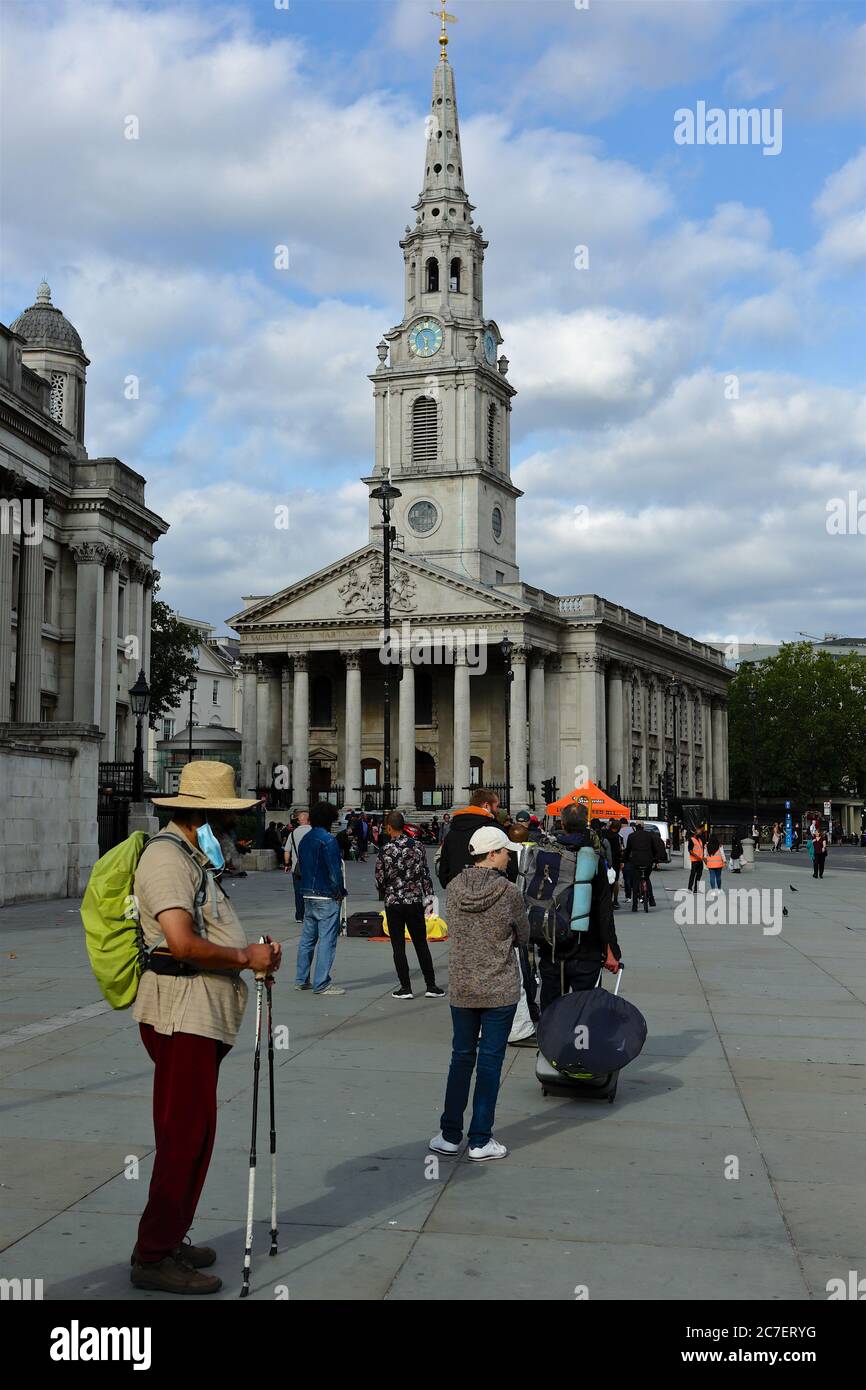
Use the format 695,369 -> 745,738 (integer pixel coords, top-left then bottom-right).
487,402 -> 497,466
412,396 -> 438,464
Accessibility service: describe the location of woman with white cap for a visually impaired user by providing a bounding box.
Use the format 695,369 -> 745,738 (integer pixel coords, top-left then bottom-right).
429,825 -> 530,1162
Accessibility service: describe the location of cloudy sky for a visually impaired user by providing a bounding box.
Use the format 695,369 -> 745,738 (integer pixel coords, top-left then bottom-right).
2,0 -> 864,645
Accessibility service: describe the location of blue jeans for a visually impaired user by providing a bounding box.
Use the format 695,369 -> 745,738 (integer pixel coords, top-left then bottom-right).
440,1004 -> 516,1148
708,868 -> 722,889
296,898 -> 341,992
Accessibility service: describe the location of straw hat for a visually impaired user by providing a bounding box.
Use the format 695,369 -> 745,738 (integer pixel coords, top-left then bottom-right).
150,760 -> 260,811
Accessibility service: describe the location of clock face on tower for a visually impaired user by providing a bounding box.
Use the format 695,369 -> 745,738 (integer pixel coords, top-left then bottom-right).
409,318 -> 444,358
483,330 -> 497,365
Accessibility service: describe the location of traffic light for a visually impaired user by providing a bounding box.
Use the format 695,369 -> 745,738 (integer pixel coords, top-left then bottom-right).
541,777 -> 557,804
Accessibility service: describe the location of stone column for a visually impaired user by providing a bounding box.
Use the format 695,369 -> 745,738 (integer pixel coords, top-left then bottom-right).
256,660 -> 270,788
509,645 -> 529,810
453,649 -> 471,802
100,551 -> 122,760
704,693 -> 714,799
528,652 -> 546,804
280,661 -> 292,773
606,660 -> 625,794
398,653 -> 416,810
240,657 -> 258,795
638,673 -> 649,795
141,568 -> 155,682
70,541 -> 105,727
16,508 -> 47,722
0,522 -> 13,721
712,698 -> 725,799
343,650 -> 362,807
291,652 -> 310,805
576,652 -> 605,785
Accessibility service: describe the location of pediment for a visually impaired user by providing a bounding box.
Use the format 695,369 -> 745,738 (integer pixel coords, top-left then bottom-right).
227,545 -> 530,630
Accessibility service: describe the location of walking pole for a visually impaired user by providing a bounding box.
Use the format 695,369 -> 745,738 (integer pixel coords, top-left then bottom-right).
240,961 -> 266,1298
264,936 -> 278,1256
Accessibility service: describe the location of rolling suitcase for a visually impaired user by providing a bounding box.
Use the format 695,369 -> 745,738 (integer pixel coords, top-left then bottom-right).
535,967 -> 634,1104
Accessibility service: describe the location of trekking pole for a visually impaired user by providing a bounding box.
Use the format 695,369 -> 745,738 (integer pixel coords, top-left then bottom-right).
240,960 -> 266,1298
263,935 -> 278,1256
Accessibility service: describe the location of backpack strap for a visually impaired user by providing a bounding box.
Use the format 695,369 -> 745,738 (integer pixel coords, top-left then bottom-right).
138,831 -> 212,951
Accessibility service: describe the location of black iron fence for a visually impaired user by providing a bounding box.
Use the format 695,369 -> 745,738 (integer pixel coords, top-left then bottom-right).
98,761 -> 135,795
98,795 -> 129,857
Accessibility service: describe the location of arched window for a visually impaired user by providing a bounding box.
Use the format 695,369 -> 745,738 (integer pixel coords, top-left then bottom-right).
470,755 -> 484,786
487,403 -> 498,467
408,260 -> 416,297
311,675 -> 332,727
412,396 -> 438,464
449,258 -> 461,292
361,757 -> 380,789
425,257 -> 439,292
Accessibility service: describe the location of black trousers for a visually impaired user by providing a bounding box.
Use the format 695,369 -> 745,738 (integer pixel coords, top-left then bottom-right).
385,902 -> 437,991
813,853 -> 826,879
688,860 -> 704,892
631,863 -> 656,908
539,954 -> 602,1014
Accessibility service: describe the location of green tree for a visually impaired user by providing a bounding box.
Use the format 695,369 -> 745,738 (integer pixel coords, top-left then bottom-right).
728,642 -> 866,803
147,583 -> 200,729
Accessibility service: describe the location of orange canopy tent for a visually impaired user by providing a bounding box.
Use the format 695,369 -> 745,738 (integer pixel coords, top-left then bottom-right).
546,780 -> 631,821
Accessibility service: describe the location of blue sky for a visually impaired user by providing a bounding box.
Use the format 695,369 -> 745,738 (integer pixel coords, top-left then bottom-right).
2,0 -> 864,641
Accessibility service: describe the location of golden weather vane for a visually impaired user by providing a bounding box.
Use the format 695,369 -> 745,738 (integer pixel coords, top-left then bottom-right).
430,3 -> 458,59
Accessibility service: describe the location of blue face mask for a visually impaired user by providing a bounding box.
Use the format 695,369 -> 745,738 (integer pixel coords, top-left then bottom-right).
196,821 -> 225,870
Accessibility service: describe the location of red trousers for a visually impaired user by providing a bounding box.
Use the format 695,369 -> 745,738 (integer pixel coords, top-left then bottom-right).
136,1024 -> 231,1262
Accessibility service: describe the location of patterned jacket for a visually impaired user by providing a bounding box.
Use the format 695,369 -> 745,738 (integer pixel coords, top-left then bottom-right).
375,834 -> 433,906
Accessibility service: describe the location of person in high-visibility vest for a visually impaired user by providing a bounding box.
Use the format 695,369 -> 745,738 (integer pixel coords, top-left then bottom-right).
687,829 -> 705,894
705,833 -> 727,891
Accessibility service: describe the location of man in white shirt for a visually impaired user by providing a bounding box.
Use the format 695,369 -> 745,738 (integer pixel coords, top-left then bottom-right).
285,811 -> 312,922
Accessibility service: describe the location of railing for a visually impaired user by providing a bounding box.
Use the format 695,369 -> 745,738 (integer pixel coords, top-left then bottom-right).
98,761 -> 135,795
98,795 -> 129,856
257,785 -> 294,810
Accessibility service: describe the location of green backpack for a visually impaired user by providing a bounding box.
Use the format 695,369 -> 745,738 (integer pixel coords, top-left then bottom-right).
80,831 -> 208,1010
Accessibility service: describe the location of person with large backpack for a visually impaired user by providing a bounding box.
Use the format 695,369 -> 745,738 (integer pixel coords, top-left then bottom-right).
80,760 -> 282,1295
525,804 -> 621,1014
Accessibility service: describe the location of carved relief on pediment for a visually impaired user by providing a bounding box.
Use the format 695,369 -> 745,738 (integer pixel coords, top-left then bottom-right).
337,558 -> 417,614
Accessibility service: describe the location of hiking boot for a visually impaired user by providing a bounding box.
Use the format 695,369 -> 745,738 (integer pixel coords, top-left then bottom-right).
130,1251 -> 222,1294
131,1238 -> 216,1270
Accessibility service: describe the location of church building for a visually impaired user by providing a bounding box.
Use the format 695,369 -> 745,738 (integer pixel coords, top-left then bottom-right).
228,25 -> 731,814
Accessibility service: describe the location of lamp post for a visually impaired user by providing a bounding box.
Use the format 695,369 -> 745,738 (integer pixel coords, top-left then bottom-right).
748,683 -> 758,820
187,677 -> 197,764
667,678 -> 681,801
370,481 -> 402,812
500,633 -> 514,811
129,669 -> 150,803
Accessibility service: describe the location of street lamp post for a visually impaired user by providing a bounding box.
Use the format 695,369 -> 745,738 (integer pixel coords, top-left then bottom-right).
749,684 -> 758,819
129,669 -> 151,803
187,677 -> 197,764
500,633 -> 514,811
370,481 -> 402,812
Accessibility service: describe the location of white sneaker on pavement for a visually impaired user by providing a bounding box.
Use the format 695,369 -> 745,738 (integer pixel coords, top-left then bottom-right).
468,1139 -> 508,1162
314,985 -> 346,996
428,1132 -> 460,1155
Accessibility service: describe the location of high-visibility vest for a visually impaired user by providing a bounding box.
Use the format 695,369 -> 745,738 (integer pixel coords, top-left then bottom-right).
706,847 -> 725,869
689,838 -> 704,863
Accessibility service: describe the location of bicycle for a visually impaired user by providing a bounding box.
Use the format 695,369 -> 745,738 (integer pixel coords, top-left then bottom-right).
632,864 -> 655,913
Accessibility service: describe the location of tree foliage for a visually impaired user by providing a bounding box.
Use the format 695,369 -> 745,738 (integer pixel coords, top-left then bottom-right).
147,582 -> 200,729
728,642 -> 866,802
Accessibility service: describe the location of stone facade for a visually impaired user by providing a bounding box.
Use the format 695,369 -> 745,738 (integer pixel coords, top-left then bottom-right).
229,43 -> 732,813
1,285 -> 168,904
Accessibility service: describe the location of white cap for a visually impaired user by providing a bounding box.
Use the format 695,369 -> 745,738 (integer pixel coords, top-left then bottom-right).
469,826 -> 519,856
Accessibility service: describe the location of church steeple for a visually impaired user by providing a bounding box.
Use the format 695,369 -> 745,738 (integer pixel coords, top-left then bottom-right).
365,10 -> 521,589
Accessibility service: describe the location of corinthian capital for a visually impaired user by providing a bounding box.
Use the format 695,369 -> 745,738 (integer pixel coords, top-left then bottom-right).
70,540 -> 109,566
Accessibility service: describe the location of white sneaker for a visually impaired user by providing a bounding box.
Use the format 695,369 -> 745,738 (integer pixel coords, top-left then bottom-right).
428,1132 -> 460,1155
468,1139 -> 508,1162
314,985 -> 345,996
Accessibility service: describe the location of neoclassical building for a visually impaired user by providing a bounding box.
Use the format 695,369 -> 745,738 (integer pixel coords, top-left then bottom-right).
1,284 -> 167,903
228,32 -> 731,813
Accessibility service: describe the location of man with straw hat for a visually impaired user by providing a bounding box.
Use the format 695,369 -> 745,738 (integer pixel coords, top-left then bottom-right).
130,760 -> 281,1295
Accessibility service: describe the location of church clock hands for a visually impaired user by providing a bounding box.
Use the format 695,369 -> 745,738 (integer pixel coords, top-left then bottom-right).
409,318 -> 444,358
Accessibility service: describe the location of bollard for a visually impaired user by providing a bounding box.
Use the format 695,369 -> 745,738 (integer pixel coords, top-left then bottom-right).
741,836 -> 755,871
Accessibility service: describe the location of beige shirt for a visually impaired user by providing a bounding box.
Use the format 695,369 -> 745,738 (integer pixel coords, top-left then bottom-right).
132,822 -> 249,1046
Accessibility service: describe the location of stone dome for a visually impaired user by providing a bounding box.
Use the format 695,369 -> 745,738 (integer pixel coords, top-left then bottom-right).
11,281 -> 86,356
